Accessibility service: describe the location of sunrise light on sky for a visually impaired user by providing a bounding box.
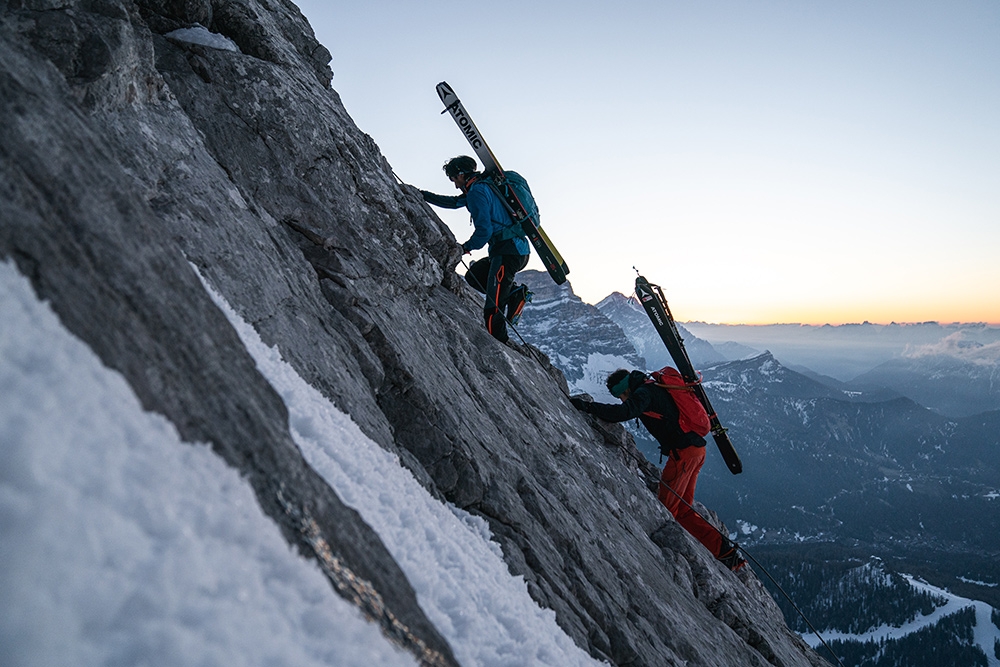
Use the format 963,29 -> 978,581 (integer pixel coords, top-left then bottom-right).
295,1 -> 998,325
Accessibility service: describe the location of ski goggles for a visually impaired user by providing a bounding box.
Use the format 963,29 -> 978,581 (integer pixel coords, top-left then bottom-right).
610,375 -> 631,398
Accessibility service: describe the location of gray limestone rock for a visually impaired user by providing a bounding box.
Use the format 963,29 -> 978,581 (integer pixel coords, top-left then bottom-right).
0,1 -> 828,665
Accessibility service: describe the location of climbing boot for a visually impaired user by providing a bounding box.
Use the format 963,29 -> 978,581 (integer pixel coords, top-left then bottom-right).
506,285 -> 532,325
717,540 -> 747,572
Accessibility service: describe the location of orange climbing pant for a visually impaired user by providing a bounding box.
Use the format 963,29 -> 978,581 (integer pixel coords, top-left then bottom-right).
657,445 -> 725,558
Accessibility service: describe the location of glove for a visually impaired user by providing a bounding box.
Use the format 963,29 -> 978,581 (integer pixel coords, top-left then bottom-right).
570,397 -> 591,413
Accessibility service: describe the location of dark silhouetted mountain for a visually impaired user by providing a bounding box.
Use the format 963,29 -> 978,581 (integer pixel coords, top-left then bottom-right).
716,340 -> 762,361
783,364 -> 907,405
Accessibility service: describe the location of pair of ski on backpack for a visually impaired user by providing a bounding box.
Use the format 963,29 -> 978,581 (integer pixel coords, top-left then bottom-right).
437,82 -> 570,286
635,275 -> 743,475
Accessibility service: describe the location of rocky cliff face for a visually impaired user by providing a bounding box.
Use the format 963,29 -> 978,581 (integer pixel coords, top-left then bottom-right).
0,2 -> 828,664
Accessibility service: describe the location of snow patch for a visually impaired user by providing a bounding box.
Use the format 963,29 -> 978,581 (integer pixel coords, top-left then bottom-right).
165,24 -> 241,53
570,352 -> 636,398
957,577 -> 999,588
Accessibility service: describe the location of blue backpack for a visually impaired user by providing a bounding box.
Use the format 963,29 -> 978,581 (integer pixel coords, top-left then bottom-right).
503,171 -> 539,225
485,171 -> 536,242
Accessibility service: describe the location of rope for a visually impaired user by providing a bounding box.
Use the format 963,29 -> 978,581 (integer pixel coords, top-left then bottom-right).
657,482 -> 847,667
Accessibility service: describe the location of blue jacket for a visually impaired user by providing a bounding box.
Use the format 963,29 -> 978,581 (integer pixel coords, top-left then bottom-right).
421,177 -> 530,256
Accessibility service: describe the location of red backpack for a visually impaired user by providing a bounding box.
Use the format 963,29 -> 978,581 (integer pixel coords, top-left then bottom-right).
643,367 -> 712,437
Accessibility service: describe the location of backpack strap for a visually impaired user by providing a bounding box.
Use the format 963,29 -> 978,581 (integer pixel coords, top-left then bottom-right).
649,371 -> 703,391
640,378 -> 669,421
481,178 -> 530,242
641,375 -> 718,426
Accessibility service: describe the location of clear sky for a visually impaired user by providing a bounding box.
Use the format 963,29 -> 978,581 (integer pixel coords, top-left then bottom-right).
294,1 -> 998,325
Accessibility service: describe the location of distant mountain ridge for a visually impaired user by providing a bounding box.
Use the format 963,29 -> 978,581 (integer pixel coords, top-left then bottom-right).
850,353 -> 1000,418
682,320 -> 1000,386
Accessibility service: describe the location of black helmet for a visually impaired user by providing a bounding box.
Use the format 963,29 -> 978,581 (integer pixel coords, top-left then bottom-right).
443,155 -> 478,178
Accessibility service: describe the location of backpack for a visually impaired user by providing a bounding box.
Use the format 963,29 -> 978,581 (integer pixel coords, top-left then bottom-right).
503,171 -> 539,224
484,171 -> 536,242
643,366 -> 712,437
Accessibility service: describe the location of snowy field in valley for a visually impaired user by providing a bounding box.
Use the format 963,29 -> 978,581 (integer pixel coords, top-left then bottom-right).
805,574 -> 1000,667
0,260 -> 604,666
572,352 -> 639,399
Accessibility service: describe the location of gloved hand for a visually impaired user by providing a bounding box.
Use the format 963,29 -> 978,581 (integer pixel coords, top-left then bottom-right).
570,397 -> 591,413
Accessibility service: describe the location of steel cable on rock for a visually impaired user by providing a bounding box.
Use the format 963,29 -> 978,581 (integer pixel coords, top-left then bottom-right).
656,482 -> 847,667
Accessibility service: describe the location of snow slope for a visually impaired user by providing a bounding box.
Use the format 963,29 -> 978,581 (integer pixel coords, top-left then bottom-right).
0,260 -> 603,666
0,261 -> 415,667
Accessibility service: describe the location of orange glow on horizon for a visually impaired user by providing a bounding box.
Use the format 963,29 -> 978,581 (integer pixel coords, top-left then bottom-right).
685,309 -> 1000,327
705,318 -> 1000,327
674,298 -> 999,327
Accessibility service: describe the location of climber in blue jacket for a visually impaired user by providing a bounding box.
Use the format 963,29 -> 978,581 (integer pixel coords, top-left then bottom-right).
421,156 -> 531,343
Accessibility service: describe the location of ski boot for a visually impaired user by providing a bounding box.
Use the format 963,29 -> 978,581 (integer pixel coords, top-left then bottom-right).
717,539 -> 747,572
506,285 -> 532,326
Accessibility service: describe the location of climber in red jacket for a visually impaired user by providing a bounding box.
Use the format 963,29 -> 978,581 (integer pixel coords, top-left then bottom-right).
572,368 -> 746,571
